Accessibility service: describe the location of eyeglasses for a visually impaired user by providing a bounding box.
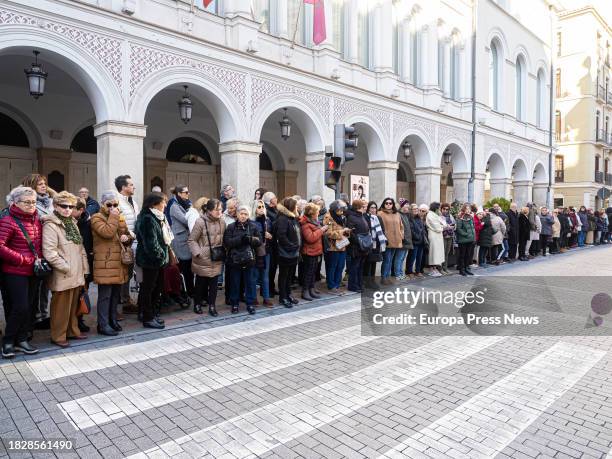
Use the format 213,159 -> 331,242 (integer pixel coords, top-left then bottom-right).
179,190 -> 190,195
106,203 -> 119,208
58,204 -> 75,210
18,200 -> 36,206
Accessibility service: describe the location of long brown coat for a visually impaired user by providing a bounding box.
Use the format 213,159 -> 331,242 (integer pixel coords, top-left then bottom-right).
377,209 -> 404,248
188,212 -> 226,278
91,210 -> 132,285
41,214 -> 89,292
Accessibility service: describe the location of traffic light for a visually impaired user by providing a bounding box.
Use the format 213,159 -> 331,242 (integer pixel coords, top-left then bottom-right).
325,153 -> 342,190
334,124 -> 358,163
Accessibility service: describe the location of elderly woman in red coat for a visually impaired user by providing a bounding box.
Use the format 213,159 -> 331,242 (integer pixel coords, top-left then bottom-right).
0,186 -> 43,358
299,203 -> 328,301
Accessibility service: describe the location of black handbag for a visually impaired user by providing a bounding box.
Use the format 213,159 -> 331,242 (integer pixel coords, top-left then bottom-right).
11,215 -> 52,278
356,233 -> 373,252
203,219 -> 226,262
230,224 -> 255,266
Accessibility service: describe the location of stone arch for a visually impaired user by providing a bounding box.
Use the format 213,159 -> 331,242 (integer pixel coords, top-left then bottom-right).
512,46 -> 532,75
166,137 -> 212,164
341,115 -> 387,162
251,97 -> 329,153
395,130 -> 434,168
511,157 -> 529,181
163,130 -> 220,165
0,102 -> 41,148
533,161 -> 547,184
260,140 -> 286,171
486,27 -> 510,59
437,141 -> 469,173
484,151 -> 507,179
70,125 -> 97,154
0,28 -> 124,121
128,67 -> 245,143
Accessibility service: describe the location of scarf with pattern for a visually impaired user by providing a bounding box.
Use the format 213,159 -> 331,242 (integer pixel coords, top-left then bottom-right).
54,211 -> 83,245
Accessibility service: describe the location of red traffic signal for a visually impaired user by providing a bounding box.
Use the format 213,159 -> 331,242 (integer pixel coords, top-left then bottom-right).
326,157 -> 342,171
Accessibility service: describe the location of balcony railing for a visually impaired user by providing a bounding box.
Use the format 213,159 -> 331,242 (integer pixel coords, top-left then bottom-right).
606,173 -> 612,186
595,130 -> 612,146
595,171 -> 604,183
598,85 -> 607,101
555,171 -> 564,183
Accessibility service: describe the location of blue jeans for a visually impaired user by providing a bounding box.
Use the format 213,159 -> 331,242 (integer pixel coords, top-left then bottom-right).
392,249 -> 408,277
407,245 -> 424,274
498,240 -> 509,260
326,251 -> 346,289
229,265 -> 256,306
255,254 -> 270,300
578,231 -> 586,247
381,248 -> 397,279
348,255 -> 365,291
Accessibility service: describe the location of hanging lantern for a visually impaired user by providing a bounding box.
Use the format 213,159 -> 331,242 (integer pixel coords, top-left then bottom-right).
443,148 -> 452,165
279,108 -> 292,140
24,50 -> 48,99
402,140 -> 412,159
177,85 -> 193,124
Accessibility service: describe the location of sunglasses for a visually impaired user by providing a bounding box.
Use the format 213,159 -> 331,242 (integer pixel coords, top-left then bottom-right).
180,190 -> 190,194
106,203 -> 119,208
257,205 -> 265,209
58,204 -> 75,210
384,202 -> 393,206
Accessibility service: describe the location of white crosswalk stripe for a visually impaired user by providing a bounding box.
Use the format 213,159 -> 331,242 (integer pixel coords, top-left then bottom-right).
27,300 -> 360,382
379,341 -> 605,458
59,324 -> 375,430
126,335 -> 505,459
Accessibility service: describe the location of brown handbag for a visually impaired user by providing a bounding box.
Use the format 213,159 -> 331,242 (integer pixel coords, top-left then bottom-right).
168,247 -> 178,266
116,233 -> 134,265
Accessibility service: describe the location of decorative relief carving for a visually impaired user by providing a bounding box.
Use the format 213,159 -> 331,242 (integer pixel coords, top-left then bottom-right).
251,77 -> 330,126
334,98 -> 391,141
484,135 -> 509,156
436,124 -> 471,152
392,112 -> 434,148
129,44 -> 247,115
0,9 -> 122,89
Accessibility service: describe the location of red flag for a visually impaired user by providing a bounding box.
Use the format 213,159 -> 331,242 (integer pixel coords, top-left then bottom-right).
203,0 -> 213,6
304,0 -> 327,45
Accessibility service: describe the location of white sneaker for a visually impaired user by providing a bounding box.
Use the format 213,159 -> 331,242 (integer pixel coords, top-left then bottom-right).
429,271 -> 442,277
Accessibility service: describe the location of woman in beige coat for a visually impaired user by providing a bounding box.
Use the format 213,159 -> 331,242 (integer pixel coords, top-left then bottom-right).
91,190 -> 133,336
188,198 -> 225,316
42,191 -> 89,348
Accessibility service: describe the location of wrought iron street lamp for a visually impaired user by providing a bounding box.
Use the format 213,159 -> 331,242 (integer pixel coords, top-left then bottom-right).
24,50 -> 47,99
443,148 -> 452,165
178,85 -> 193,124
279,108 -> 291,140
402,140 -> 412,159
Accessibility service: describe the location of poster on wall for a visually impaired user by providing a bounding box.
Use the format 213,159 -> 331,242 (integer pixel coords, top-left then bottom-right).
350,175 -> 369,203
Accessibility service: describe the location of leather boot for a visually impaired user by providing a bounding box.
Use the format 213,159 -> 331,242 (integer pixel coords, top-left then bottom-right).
301,289 -> 313,301
309,288 -> 321,299
208,305 -> 218,317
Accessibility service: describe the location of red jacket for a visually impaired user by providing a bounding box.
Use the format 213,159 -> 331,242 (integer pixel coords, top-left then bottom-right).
0,205 -> 42,276
300,216 -> 324,256
473,214 -> 484,242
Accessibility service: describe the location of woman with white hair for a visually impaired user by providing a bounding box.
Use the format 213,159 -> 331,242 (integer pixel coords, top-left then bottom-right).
42,191 -> 89,347
0,186 -> 42,358
91,190 -> 134,336
223,204 -> 263,314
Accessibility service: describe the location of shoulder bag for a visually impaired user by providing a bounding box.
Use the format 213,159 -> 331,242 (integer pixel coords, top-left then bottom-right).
116,233 -> 134,265
11,216 -> 52,278
230,224 -> 255,266
203,218 -> 226,262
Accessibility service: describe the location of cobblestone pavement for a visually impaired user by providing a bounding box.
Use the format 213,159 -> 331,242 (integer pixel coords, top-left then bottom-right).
0,246 -> 611,458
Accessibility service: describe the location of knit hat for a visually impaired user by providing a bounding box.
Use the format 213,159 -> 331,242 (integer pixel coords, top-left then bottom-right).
399,198 -> 409,209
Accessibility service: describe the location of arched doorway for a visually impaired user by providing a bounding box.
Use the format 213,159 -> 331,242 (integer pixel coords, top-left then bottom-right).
165,136 -> 217,200
0,112 -> 35,190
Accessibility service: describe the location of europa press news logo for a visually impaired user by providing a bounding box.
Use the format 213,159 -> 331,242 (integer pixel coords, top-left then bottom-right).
590,293 -> 612,327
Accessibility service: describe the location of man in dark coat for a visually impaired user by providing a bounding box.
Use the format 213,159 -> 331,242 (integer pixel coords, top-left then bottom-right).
506,203 -> 519,261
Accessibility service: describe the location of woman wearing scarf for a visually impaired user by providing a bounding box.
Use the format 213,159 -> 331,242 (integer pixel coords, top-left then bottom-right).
135,192 -> 171,329
251,199 -> 273,306
42,191 -> 89,348
377,197 -> 404,285
455,204 -> 475,276
169,184 -> 194,299
323,200 -> 350,295
91,191 -> 134,336
299,203 -> 327,301
425,202 -> 445,276
363,201 -> 386,289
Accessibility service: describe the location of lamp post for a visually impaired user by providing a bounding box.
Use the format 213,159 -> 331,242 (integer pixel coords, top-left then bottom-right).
24,50 -> 48,99
279,108 -> 291,140
177,85 -> 193,124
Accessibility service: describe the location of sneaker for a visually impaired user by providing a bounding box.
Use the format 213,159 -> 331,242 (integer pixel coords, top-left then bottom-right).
15,341 -> 39,355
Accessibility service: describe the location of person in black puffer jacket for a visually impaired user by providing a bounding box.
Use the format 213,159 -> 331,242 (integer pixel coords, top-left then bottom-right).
345,200 -> 371,293
224,205 -> 262,315
407,204 -> 427,277
273,198 -> 301,308
263,192 -> 279,296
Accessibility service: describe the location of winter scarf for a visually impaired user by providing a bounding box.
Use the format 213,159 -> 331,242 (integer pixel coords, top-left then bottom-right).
151,207 -> 174,246
368,214 -> 387,252
54,211 -> 83,245
176,195 -> 192,211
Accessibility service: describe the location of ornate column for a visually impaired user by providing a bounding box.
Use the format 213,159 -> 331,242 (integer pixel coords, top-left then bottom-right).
400,19 -> 411,81
94,121 -> 146,206
414,167 -> 442,204
368,160 -> 399,206
346,0 -> 360,64
451,172 -> 470,203
443,39 -> 451,96
421,24 -> 439,89
219,141 -> 261,206
532,183 -> 548,207
489,178 -> 513,200
473,173 -> 486,206
373,0 -> 393,73
513,180 -> 533,208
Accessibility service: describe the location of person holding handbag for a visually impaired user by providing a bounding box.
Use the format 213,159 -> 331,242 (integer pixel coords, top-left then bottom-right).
42,191 -> 90,348
299,203 -> 327,301
251,199 -> 273,307
135,192 -> 171,329
273,198 -> 301,308
188,199 -> 226,316
396,200 -> 413,280
377,198 -> 404,285
91,191 -> 134,336
323,200 -> 350,295
345,200 -> 371,293
0,186 -> 43,358
223,205 -> 262,314
363,201 -> 386,289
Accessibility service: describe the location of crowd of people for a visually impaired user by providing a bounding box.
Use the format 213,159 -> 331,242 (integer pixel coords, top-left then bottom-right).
0,173 -> 610,358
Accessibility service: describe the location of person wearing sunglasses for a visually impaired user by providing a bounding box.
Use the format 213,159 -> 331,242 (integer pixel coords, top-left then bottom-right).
322,200 -> 350,295
91,191 -> 134,336
251,199 -> 274,307
0,186 -> 42,358
41,191 -> 90,348
376,198 -> 404,285
168,185 -> 195,300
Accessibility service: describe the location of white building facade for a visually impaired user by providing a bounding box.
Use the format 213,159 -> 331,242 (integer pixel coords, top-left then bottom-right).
0,0 -> 555,207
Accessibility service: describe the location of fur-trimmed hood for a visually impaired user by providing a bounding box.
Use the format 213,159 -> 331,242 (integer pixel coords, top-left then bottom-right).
277,203 -> 296,219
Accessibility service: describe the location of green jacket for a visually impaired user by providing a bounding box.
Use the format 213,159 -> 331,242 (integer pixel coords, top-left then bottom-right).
135,209 -> 169,269
455,215 -> 475,244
